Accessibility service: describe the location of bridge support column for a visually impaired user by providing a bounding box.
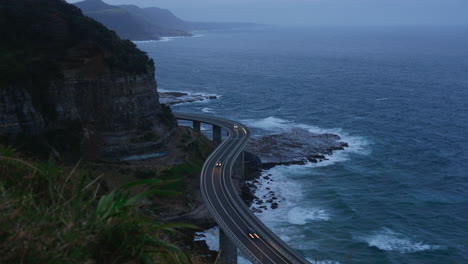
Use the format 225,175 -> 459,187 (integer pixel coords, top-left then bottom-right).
213,125 -> 222,145
219,229 -> 237,264
193,121 -> 201,131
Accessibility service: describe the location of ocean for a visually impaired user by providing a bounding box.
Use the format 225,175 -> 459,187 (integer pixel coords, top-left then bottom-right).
134,26 -> 468,264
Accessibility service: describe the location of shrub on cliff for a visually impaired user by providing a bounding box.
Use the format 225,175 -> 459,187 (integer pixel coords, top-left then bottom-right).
0,145 -> 194,264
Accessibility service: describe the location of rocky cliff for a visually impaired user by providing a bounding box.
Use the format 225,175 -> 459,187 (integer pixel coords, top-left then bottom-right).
0,0 -> 176,160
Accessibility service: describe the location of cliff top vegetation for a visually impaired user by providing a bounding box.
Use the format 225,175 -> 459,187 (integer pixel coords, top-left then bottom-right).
0,0 -> 153,88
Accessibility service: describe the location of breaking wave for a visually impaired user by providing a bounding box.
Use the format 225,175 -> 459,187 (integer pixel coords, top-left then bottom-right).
357,228 -> 443,253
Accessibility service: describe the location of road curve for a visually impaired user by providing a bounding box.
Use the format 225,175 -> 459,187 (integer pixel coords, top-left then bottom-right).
174,112 -> 310,264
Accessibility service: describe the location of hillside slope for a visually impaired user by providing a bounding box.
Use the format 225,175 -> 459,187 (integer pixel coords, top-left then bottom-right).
75,0 -> 191,40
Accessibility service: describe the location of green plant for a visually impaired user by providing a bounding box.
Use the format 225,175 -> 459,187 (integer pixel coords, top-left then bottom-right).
0,145 -> 196,264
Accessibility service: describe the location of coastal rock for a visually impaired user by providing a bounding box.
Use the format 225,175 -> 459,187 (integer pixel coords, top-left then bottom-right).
245,127 -> 348,166
244,151 -> 263,180
158,91 -> 218,105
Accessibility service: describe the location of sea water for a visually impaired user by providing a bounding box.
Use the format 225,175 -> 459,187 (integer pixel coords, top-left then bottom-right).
135,26 -> 468,264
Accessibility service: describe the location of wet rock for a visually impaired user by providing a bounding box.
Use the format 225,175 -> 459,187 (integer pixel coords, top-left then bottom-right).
241,184 -> 255,206
246,127 -> 348,168
330,146 -> 344,151
244,152 -> 262,180
310,154 -> 326,159
158,92 -> 218,105
271,202 -> 279,209
252,207 -> 263,213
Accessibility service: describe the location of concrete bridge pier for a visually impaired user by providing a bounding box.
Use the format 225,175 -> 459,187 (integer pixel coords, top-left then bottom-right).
220,229 -> 237,264
193,120 -> 201,131
213,125 -> 222,145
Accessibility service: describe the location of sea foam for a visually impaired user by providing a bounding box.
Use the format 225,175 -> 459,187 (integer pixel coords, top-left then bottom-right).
202,107 -> 215,113
133,35 -> 204,44
287,206 -> 330,225
195,227 -> 253,264
358,228 -> 442,253
307,259 -> 342,264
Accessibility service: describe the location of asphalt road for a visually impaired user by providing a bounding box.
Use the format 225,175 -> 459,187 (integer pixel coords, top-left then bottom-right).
174,112 -> 310,264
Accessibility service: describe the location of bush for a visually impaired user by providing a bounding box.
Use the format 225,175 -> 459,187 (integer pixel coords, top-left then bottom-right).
0,145 -> 195,264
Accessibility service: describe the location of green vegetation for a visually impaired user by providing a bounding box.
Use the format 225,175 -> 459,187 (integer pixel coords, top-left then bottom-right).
0,145 -> 195,264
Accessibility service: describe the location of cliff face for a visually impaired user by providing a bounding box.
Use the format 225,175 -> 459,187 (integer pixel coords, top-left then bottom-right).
0,0 -> 176,160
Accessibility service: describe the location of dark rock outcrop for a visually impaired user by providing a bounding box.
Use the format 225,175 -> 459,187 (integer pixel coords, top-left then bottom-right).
0,0 -> 176,160
159,91 -> 218,105
245,127 -> 348,166
244,151 -> 262,180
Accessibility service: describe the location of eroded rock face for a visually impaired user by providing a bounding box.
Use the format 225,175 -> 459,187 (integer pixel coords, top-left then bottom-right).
1,64 -> 175,161
245,127 -> 348,167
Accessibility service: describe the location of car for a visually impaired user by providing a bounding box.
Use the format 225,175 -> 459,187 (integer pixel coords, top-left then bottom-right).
233,125 -> 239,129
247,227 -> 260,239
215,161 -> 222,167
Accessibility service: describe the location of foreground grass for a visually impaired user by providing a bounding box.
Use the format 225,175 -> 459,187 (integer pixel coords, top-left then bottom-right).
0,145 -> 195,264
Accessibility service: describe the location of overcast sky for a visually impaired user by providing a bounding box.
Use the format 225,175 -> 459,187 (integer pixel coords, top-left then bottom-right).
67,0 -> 468,26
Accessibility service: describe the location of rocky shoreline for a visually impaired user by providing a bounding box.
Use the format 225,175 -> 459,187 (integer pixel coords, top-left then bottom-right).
159,91 -> 218,105
191,127 -> 349,260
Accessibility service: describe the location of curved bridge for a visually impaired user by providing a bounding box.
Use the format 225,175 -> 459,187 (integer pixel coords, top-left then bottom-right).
174,112 -> 310,264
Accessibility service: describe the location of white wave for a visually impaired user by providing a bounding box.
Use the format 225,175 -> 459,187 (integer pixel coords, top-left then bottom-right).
158,89 -> 221,106
358,228 -> 442,253
242,116 -> 291,131
133,35 -> 203,44
238,256 -> 252,264
159,36 -> 189,42
307,259 -> 342,264
158,88 -> 221,99
131,39 -> 159,43
287,206 -> 330,225
201,107 -> 214,113
194,226 -> 219,251
376,97 -> 389,101
195,226 -> 253,263
248,167 -> 330,224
